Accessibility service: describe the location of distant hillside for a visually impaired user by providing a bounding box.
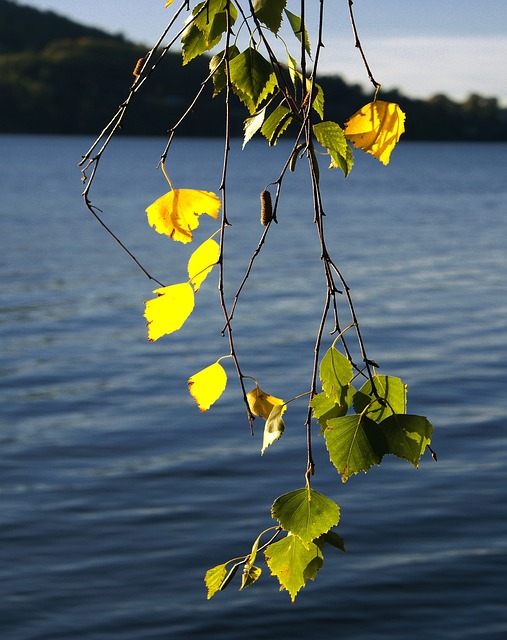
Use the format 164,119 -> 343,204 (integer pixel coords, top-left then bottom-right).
1,0 -> 506,139
0,0 -> 126,53
0,0 -> 226,135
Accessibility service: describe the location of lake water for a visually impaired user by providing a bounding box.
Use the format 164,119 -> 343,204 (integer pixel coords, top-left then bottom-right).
1,134 -> 507,639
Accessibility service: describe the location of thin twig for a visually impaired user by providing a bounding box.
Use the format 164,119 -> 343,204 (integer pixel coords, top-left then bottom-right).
347,0 -> 381,97
216,2 -> 255,432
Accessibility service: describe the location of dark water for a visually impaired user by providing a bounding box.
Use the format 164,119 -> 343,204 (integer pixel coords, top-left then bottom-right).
1,135 -> 507,639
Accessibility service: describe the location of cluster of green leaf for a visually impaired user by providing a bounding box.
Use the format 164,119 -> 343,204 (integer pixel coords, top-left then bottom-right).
178,0 -> 355,172
312,346 -> 433,482
205,345 -> 433,600
206,487 -> 344,602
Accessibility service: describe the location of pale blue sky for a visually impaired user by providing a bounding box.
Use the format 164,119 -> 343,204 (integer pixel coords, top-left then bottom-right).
19,0 -> 507,104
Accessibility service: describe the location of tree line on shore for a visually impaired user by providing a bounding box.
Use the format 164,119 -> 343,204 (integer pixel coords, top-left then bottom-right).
1,0 -> 506,140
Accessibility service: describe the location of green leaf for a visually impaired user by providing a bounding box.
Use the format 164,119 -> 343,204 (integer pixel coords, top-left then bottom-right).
310,391 -> 351,432
260,104 -> 292,145
284,9 -> 311,56
253,0 -> 286,34
247,529 -> 262,566
379,414 -> 434,467
204,564 -> 227,599
319,346 -> 353,405
272,487 -> 340,547
287,52 -> 298,86
309,82 -> 325,120
261,403 -> 286,454
339,145 -> 355,177
321,530 -> 346,553
229,48 -> 277,113
324,415 -> 388,482
181,23 -> 209,65
193,0 -> 237,45
240,564 -> 262,590
313,121 -> 353,176
353,375 -> 407,421
264,534 -> 323,602
209,45 -> 240,96
206,11 -> 228,47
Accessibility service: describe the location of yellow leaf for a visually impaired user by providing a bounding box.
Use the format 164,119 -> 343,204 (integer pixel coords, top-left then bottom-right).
188,361 -> 228,411
144,283 -> 194,341
165,1 -> 175,7
146,189 -> 221,244
247,386 -> 284,419
344,101 -> 406,165
188,238 -> 220,292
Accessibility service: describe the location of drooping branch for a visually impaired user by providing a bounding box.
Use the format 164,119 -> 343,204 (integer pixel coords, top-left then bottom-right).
78,2 -> 434,600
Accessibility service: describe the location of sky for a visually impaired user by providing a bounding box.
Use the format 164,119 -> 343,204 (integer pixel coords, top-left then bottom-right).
18,0 -> 507,105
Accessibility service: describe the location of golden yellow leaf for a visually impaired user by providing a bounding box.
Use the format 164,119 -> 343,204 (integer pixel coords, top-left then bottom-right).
247,386 -> 284,419
344,101 -> 406,165
188,362 -> 228,411
144,283 -> 194,341
146,189 -> 221,244
188,238 -> 220,292
165,1 -> 175,7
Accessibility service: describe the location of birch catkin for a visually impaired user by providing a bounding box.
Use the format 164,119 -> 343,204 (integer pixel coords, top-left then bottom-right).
260,190 -> 273,226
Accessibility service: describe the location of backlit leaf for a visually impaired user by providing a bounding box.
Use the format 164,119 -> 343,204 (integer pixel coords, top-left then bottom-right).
284,9 -> 311,56
313,121 -> 353,176
253,0 -> 286,33
379,414 -> 433,467
319,346 -> 353,404
181,23 -> 208,65
321,530 -> 346,553
146,189 -> 220,244
353,375 -> 407,421
204,564 -> 227,599
209,45 -> 241,96
188,361 -> 227,411
261,403 -> 286,454
324,414 -> 388,482
310,391 -> 351,432
264,534 -> 323,602
247,386 -> 284,419
243,106 -> 267,148
240,565 -> 262,590
287,52 -> 298,86
260,104 -> 292,146
188,238 -> 220,291
195,0 -> 238,44
229,48 -> 277,114
144,283 -> 194,341
272,488 -> 340,547
204,10 -> 228,48
344,100 -> 406,165
183,0 -> 237,63
310,82 -> 325,120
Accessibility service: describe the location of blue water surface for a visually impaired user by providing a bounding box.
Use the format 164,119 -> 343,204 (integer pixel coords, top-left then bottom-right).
1,135 -> 506,639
